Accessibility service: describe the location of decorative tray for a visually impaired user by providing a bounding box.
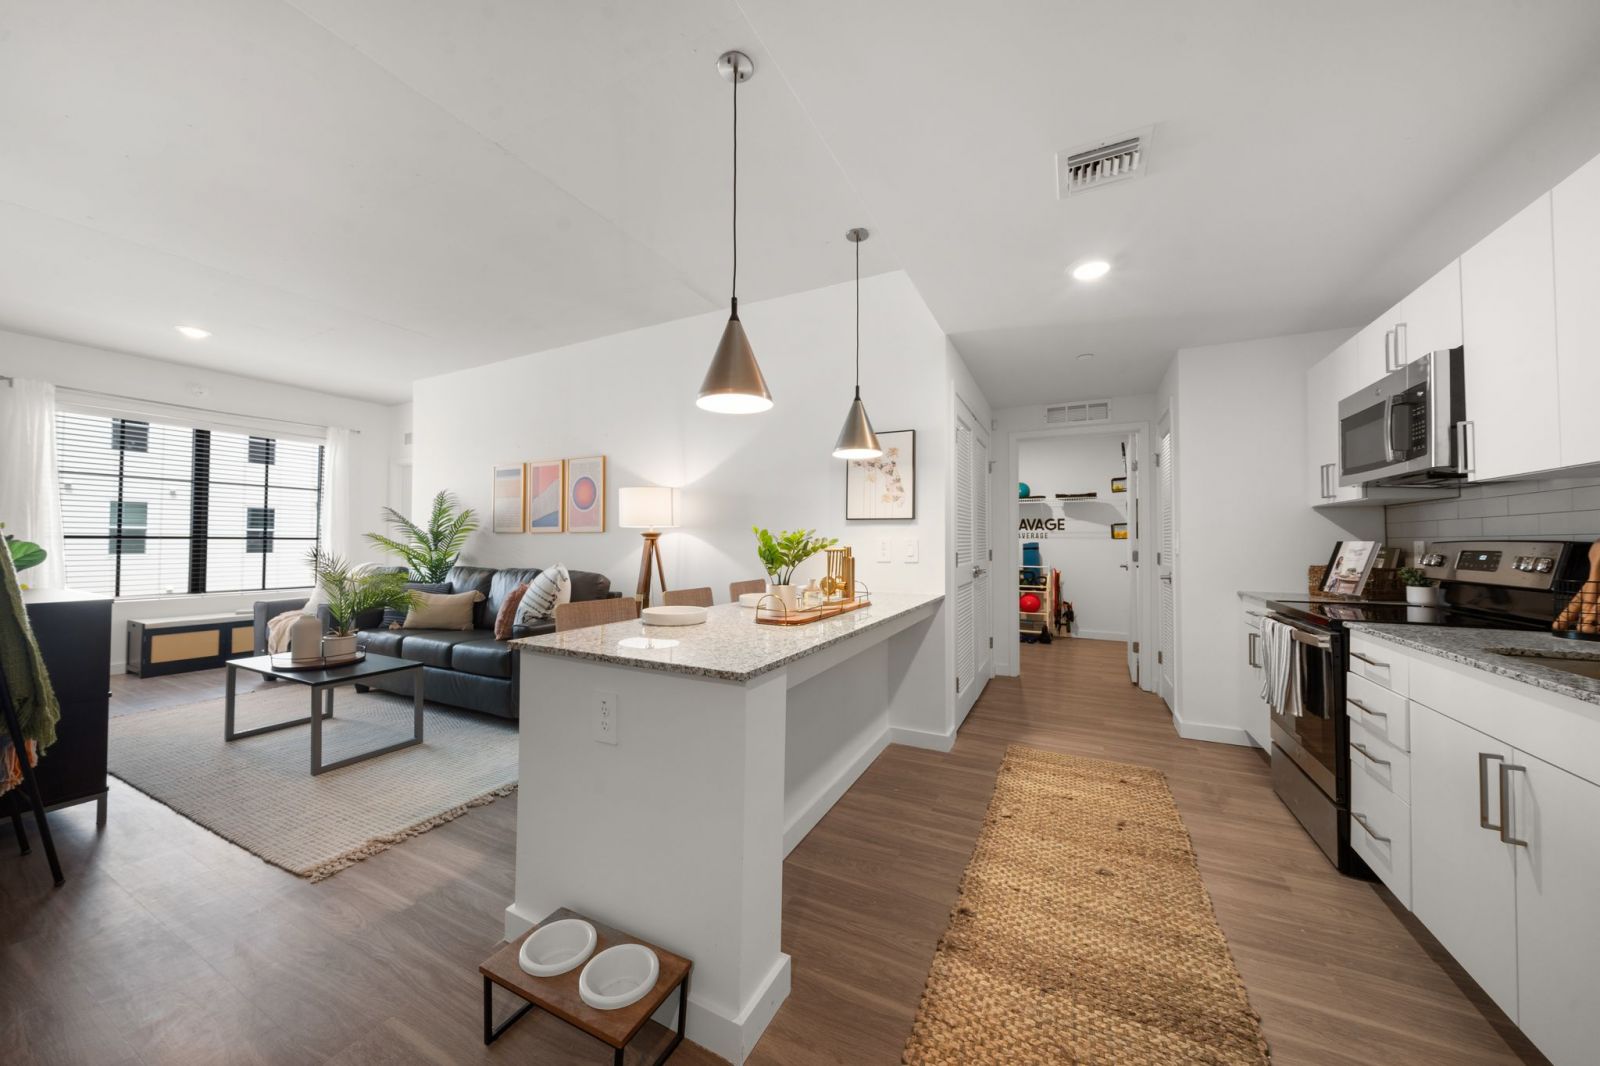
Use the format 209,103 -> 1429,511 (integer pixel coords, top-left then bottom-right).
269,650 -> 366,670
754,597 -> 872,627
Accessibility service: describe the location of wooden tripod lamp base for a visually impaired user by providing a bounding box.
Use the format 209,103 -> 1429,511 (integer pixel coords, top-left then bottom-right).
636,530 -> 668,608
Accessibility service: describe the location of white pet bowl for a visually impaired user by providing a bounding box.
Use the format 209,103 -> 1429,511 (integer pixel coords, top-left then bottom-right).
640,605 -> 708,627
578,943 -> 660,1011
518,918 -> 597,978
738,592 -> 766,608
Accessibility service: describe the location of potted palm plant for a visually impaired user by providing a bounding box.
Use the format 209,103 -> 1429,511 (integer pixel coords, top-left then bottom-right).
307,550 -> 418,660
752,527 -> 838,612
365,491 -> 479,582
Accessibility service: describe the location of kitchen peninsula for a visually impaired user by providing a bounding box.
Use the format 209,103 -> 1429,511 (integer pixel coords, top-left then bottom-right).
507,591 -> 944,1064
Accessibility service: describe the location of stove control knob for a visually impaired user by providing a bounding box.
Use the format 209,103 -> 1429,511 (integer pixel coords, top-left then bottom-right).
1535,557 -> 1554,573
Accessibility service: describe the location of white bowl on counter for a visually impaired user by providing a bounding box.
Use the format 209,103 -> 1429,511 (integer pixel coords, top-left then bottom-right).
738,592 -> 767,608
640,605 -> 707,627
518,918 -> 597,977
578,943 -> 659,1010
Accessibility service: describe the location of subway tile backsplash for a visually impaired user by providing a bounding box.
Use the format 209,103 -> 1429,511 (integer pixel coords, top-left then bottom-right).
1386,475 -> 1600,543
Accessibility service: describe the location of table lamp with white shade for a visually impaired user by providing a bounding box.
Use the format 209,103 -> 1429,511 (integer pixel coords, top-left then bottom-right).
618,486 -> 677,608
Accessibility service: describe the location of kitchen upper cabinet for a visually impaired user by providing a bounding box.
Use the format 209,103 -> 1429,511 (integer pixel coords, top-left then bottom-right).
1511,750 -> 1600,1065
1355,304 -> 1402,383
1554,151 -> 1600,468
1306,347 -> 1343,506
1401,260 -> 1463,360
1410,701 -> 1520,1020
1461,193 -> 1562,482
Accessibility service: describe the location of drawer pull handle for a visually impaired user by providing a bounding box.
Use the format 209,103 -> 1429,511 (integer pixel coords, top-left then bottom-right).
1479,752 -> 1504,832
1498,763 -> 1529,848
1350,651 -> 1389,669
1351,741 -> 1391,767
1352,812 -> 1390,844
1348,697 -> 1388,720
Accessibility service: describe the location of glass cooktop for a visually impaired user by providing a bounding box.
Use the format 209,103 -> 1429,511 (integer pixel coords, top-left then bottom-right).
1265,599 -> 1552,631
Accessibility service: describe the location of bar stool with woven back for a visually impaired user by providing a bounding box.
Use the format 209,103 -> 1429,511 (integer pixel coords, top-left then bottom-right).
554,598 -> 641,632
728,579 -> 766,601
661,587 -> 714,608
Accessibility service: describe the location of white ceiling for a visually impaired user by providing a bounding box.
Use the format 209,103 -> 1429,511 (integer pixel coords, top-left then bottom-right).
5,2 -> 1600,408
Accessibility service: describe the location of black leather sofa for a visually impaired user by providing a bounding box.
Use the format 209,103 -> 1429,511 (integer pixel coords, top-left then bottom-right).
252,564 -> 615,719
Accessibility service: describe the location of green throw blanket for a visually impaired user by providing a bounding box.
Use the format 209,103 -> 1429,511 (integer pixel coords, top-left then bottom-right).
0,543 -> 59,764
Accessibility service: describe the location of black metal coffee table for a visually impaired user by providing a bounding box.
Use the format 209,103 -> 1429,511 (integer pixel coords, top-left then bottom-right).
225,653 -> 424,775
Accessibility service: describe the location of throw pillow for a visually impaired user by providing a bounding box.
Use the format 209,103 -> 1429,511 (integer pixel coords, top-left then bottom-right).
402,589 -> 485,631
514,565 -> 572,627
384,581 -> 450,628
493,582 -> 530,641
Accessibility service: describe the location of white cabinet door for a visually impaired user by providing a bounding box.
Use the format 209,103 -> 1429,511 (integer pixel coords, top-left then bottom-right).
1306,351 -> 1341,506
1461,193 -> 1561,482
1400,259 -> 1463,359
1239,612 -> 1268,751
1554,152 -> 1600,468
1354,310 -> 1399,384
1510,750 -> 1600,1065
1409,701 -> 1520,1019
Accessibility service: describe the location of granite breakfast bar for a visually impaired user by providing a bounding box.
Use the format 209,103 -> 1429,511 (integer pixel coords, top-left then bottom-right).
505,591 -> 944,1064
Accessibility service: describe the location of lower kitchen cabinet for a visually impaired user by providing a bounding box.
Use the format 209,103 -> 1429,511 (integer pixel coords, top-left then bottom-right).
1409,701 -> 1519,1019
1510,751 -> 1600,1065
1239,606 -> 1268,750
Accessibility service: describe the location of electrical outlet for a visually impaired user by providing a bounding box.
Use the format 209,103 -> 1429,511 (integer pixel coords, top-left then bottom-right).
593,691 -> 618,745
901,537 -> 919,563
877,537 -> 891,562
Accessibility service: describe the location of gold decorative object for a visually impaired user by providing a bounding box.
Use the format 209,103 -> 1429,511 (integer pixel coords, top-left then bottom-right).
822,547 -> 857,602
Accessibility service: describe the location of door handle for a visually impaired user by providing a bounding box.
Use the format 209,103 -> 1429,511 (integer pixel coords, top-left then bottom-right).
1352,812 -> 1390,844
1159,573 -> 1172,584
1479,752 -> 1505,832
1350,741 -> 1391,767
972,566 -> 989,577
1498,763 -> 1529,847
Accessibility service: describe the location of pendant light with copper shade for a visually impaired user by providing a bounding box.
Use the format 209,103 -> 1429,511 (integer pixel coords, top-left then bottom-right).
697,51 -> 773,414
832,228 -> 882,459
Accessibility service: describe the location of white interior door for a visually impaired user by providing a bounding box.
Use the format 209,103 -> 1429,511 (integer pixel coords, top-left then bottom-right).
1156,426 -> 1176,707
954,405 -> 988,722
1124,433 -> 1139,685
973,427 -> 992,686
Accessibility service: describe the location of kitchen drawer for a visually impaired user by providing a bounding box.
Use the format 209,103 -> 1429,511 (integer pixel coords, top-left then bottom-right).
1347,672 -> 1411,751
1351,760 -> 1413,909
1349,714 -> 1411,803
1349,634 -> 1408,694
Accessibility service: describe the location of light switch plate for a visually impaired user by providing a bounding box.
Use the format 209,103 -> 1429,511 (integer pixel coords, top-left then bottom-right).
877,537 -> 891,562
901,537 -> 919,562
593,691 -> 618,745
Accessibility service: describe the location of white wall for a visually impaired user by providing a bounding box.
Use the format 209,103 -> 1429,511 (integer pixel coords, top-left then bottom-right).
1160,330 -> 1384,745
412,271 -> 952,601
1018,433 -> 1131,641
0,327 -> 400,669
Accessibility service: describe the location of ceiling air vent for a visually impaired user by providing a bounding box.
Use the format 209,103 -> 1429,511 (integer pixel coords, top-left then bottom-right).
1057,126 -> 1151,198
1045,401 -> 1111,425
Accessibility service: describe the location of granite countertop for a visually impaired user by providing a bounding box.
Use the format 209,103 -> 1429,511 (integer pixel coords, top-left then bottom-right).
513,591 -> 945,683
1347,623 -> 1600,707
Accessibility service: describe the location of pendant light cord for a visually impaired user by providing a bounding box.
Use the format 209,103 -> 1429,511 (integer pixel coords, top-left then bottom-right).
731,67 -> 738,307
854,237 -> 861,399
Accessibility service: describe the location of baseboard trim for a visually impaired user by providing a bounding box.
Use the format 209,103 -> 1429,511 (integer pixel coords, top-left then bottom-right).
682,953 -> 791,1064
1071,629 -> 1128,643
783,727 -> 891,856
888,723 -> 956,752
1169,708 -> 1255,747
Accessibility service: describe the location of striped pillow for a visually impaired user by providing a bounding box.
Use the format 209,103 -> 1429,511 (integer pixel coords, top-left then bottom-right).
515,565 -> 572,627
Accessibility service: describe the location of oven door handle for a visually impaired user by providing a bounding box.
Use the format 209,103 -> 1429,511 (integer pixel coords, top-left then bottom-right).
1265,612 -> 1335,650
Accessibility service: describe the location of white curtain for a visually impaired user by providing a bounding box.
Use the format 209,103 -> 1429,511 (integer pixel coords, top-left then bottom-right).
320,426 -> 351,561
0,378 -> 66,589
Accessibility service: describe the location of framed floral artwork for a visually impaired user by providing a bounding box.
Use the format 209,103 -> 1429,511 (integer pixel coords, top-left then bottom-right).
845,429 -> 915,519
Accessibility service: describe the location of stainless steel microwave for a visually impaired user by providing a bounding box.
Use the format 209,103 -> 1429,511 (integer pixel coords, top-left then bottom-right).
1338,348 -> 1468,487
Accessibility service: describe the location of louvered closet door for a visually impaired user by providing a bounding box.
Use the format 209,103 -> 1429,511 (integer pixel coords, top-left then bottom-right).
973,428 -> 992,684
954,412 -> 976,704
1157,428 -> 1176,707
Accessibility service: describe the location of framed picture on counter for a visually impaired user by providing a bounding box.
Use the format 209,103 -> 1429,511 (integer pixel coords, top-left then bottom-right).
1322,540 -> 1382,597
845,429 -> 916,520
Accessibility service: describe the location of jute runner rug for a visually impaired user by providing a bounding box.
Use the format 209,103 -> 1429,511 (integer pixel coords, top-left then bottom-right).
904,745 -> 1270,1065
109,686 -> 517,881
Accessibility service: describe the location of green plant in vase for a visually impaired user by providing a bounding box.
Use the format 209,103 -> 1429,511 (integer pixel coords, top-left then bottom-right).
306,549 -> 418,656
1398,565 -> 1440,606
364,490 -> 479,582
752,527 -> 838,611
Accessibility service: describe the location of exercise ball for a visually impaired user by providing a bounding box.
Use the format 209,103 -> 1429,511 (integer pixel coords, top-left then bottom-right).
1018,481 -> 1031,499
1019,592 -> 1042,613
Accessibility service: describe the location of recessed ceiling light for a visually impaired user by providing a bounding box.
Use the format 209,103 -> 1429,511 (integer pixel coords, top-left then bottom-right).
1077,352 -> 1095,361
175,325 -> 211,340
1071,260 -> 1111,282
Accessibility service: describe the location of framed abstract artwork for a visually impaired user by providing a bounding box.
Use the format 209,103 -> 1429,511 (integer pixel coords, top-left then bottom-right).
491,463 -> 526,533
525,459 -> 565,533
565,455 -> 606,533
845,429 -> 915,520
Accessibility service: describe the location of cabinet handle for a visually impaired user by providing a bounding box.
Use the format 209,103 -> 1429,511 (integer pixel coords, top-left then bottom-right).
1351,741 -> 1391,767
1394,322 -> 1407,367
1479,752 -> 1505,832
1347,697 -> 1387,720
1321,462 -> 1336,500
1498,763 -> 1529,847
1456,420 -> 1476,476
1350,651 -> 1388,669
1247,631 -> 1260,668
1352,812 -> 1391,844
1384,328 -> 1395,371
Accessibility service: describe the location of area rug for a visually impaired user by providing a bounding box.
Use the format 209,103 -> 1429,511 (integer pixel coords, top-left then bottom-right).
903,745 -> 1270,1065
108,686 -> 517,881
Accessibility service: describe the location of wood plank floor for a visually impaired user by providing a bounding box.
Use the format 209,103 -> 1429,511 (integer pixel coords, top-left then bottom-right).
1,639 -> 1546,1065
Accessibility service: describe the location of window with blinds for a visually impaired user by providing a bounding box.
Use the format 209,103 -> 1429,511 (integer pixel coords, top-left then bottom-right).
56,410 -> 323,597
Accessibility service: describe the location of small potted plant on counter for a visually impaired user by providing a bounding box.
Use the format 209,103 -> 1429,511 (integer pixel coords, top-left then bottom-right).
307,549 -> 418,661
1399,566 -> 1441,606
752,527 -> 838,613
